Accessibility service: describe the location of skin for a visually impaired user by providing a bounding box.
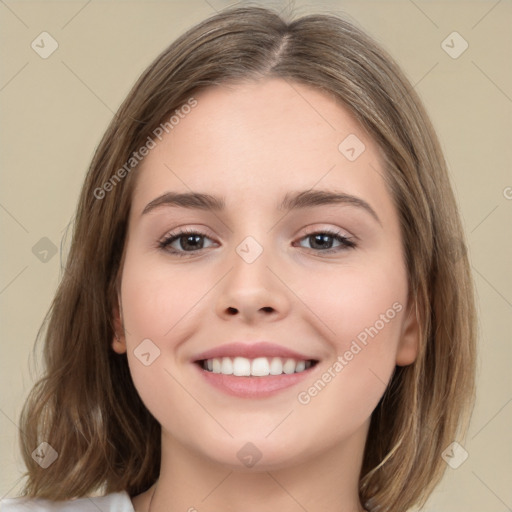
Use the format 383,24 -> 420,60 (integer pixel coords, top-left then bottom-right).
112,78 -> 419,512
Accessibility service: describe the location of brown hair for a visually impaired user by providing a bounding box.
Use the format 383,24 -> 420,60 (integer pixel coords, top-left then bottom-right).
18,5 -> 476,511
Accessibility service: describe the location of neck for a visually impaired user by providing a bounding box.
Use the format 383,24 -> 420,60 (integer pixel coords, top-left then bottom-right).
145,424 -> 369,512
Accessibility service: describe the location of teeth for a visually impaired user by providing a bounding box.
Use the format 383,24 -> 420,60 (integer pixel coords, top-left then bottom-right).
269,357 -> 283,375
221,357 -> 233,375
212,358 -> 221,373
201,356 -> 314,376
251,357 -> 269,376
233,357 -> 251,376
295,360 -> 306,372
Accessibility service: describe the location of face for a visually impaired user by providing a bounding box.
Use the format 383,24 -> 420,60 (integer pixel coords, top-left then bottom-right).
112,78 -> 419,470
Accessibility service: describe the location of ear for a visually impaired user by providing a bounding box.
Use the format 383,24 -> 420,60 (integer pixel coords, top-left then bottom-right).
111,295 -> 127,354
396,294 -> 421,366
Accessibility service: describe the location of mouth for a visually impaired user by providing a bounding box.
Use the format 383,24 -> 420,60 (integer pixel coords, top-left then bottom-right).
195,356 -> 319,376
193,356 -> 320,399
191,341 -> 321,398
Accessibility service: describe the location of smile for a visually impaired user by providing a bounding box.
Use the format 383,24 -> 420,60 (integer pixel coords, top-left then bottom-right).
197,356 -> 318,376
194,357 -> 320,399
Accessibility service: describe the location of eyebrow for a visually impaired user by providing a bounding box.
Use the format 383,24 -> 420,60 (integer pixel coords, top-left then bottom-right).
141,189 -> 381,225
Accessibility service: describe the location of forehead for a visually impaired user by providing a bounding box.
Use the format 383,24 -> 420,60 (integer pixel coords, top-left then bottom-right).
130,78 -> 394,223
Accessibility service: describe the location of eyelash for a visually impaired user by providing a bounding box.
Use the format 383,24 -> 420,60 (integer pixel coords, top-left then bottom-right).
157,227 -> 357,258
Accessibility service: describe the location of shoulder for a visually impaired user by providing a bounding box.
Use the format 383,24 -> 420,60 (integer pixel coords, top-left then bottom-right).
0,492 -> 134,512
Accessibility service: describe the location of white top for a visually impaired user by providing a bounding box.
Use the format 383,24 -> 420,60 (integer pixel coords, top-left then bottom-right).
0,492 -> 134,512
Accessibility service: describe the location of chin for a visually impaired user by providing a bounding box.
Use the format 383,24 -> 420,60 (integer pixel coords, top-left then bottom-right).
194,434 -> 313,472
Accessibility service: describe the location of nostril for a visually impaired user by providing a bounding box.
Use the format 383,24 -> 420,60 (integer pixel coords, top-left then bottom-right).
227,307 -> 237,315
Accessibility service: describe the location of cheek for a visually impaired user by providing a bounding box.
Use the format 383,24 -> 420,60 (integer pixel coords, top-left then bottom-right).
297,257 -> 407,402
118,251 -> 197,393
119,257 -> 211,431
302,244 -> 407,345
120,251 -> 203,341
318,271 -> 406,352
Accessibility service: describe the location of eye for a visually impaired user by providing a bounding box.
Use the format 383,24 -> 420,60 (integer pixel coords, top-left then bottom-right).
158,227 -> 356,257
295,229 -> 356,253
158,228 -> 216,256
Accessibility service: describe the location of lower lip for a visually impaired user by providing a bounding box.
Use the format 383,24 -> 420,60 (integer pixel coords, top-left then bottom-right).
194,362 -> 317,398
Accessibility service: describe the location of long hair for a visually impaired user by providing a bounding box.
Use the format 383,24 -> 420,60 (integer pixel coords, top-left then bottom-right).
18,6 -> 476,511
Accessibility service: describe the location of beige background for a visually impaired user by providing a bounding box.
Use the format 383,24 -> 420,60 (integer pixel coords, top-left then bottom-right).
1,1 -> 511,510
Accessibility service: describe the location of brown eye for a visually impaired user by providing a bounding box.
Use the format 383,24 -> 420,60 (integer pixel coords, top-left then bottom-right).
296,230 -> 356,253
158,229 -> 216,256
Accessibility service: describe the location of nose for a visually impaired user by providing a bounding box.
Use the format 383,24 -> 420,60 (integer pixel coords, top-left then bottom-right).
214,242 -> 291,324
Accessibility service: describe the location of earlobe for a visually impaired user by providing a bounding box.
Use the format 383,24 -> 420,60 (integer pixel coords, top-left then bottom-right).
396,297 -> 421,366
111,297 -> 127,354
112,332 -> 127,354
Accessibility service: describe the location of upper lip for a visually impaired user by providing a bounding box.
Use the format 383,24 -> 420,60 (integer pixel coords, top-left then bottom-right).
193,341 -> 319,362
